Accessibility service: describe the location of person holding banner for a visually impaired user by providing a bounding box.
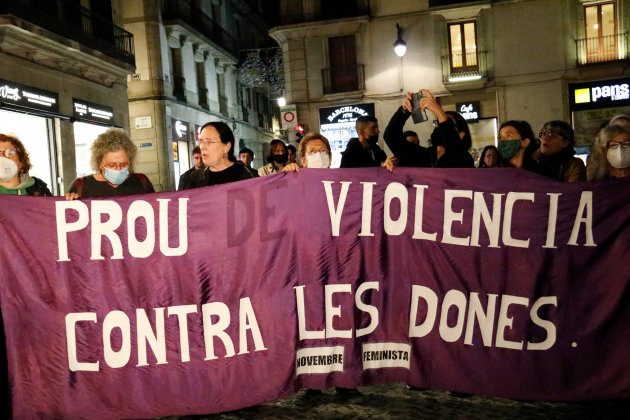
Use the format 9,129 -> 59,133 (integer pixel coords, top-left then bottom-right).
258,139 -> 290,176
587,124 -> 630,181
0,134 -> 52,196
533,121 -> 586,182
283,132 -> 332,172
188,121 -> 253,187
497,120 -> 539,171
65,128 -> 154,199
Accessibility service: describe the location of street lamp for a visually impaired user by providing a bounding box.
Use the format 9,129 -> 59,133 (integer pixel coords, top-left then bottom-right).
277,96 -> 286,107
393,23 -> 407,57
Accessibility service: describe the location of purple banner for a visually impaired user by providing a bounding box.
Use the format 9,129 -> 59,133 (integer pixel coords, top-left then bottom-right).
0,168 -> 628,418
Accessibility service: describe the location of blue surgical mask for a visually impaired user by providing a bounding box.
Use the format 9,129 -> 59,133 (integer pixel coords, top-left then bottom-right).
103,167 -> 129,185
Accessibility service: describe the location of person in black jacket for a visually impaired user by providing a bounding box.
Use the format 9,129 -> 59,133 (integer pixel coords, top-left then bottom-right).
384,90 -> 474,168
178,146 -> 204,190
340,116 -> 396,170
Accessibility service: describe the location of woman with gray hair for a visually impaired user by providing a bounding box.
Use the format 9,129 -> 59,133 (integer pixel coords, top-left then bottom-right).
66,128 -> 154,199
587,124 -> 630,181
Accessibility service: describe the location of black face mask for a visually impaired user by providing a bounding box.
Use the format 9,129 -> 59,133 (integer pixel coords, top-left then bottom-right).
368,135 -> 379,146
271,153 -> 288,164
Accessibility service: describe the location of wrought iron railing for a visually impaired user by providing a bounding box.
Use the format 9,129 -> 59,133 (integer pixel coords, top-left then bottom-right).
322,64 -> 365,95
162,0 -> 238,58
0,0 -> 134,65
576,33 -> 628,64
173,75 -> 186,102
441,51 -> 487,82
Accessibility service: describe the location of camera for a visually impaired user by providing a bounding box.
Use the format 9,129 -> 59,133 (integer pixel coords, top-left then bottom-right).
411,92 -> 429,124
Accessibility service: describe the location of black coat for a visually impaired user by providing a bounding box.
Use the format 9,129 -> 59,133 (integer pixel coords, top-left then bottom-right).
340,137 -> 387,168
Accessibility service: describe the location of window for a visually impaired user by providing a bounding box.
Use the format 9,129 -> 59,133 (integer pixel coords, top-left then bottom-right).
584,2 -> 617,62
326,35 -> 359,94
448,21 -> 478,72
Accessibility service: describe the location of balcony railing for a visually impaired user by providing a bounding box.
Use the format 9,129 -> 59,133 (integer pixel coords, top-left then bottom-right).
322,65 -> 365,95
173,75 -> 186,102
198,87 -> 209,110
576,33 -> 628,65
0,0 -> 134,65
162,0 -> 238,58
441,51 -> 487,83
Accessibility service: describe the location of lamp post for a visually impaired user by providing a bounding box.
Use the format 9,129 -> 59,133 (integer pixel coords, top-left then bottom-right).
393,23 -> 407,57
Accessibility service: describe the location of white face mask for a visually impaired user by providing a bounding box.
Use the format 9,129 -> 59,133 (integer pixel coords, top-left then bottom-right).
306,152 -> 330,169
607,147 -> 630,169
0,157 -> 18,182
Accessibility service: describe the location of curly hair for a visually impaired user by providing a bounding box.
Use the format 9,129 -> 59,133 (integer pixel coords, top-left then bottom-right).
0,133 -> 31,174
90,128 -> 137,173
587,124 -> 630,181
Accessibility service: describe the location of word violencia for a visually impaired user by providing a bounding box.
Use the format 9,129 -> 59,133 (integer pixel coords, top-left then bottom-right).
321,181 -> 595,248
65,282 -> 556,372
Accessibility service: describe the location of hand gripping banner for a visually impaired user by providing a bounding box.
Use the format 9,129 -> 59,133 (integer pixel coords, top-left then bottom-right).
0,168 -> 628,418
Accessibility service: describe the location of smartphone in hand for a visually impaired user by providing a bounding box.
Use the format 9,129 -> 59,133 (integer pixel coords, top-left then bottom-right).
411,92 -> 429,124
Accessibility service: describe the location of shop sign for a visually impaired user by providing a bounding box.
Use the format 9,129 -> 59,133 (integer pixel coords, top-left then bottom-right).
570,77 -> 630,111
171,118 -> 189,140
456,101 -> 480,123
319,103 -> 375,125
73,99 -> 113,124
0,79 -> 59,114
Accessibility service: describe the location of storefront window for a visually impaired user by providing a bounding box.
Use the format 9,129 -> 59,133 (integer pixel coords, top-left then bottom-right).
0,109 -> 55,192
73,122 -> 109,177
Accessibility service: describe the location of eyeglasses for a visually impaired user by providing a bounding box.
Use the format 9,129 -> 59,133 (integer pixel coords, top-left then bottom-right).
539,129 -> 562,139
102,162 -> 129,170
0,149 -> 17,158
306,149 -> 328,155
607,141 -> 630,150
199,138 -> 221,146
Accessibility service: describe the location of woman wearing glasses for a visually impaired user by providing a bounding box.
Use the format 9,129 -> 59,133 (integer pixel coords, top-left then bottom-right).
186,121 -> 252,188
587,124 -> 630,181
0,133 -> 52,196
66,128 -> 154,199
533,120 -> 586,182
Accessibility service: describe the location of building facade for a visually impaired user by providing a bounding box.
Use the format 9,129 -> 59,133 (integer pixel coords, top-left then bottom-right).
123,0 -> 282,191
0,0 -> 135,194
268,0 -> 629,165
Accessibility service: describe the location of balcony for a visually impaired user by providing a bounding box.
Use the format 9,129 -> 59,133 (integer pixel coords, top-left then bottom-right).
273,0 -> 370,26
0,0 -> 134,65
576,33 -> 628,65
322,65 -> 365,95
198,87 -> 209,110
162,0 -> 238,58
173,75 -> 186,102
441,51 -> 488,84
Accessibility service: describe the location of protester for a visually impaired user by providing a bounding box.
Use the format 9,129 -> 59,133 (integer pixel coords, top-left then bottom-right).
283,132 -> 332,172
497,120 -> 539,170
287,144 -> 298,164
533,121 -> 586,182
66,128 -> 154,199
478,145 -> 501,168
607,113 -> 630,130
258,139 -> 289,176
340,115 -> 396,170
586,124 -> 630,181
383,90 -> 474,168
0,133 -> 52,196
188,121 -> 253,187
178,146 -> 204,190
403,130 -> 420,145
238,147 -> 259,178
